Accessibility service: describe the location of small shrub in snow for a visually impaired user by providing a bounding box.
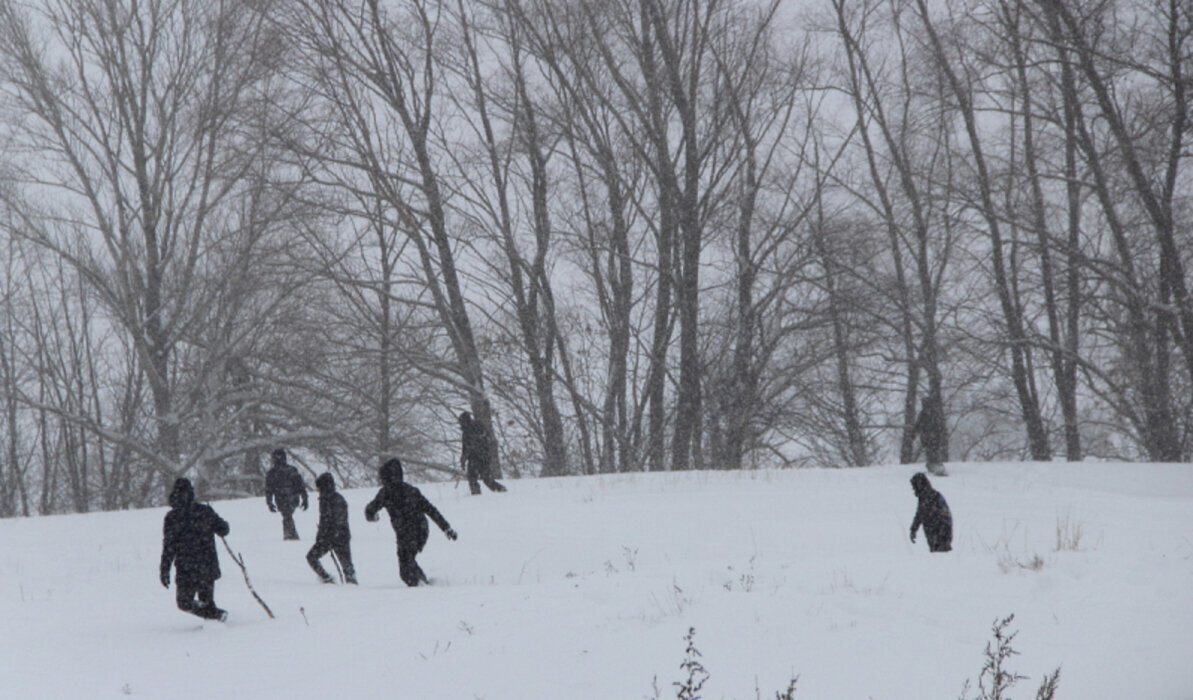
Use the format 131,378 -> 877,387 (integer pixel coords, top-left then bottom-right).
998,552 -> 1046,573
674,627 -> 709,700
654,628 -> 799,700
959,614 -> 1061,700
1034,668 -> 1061,700
1054,514 -> 1084,552
762,676 -> 798,700
623,546 -> 639,571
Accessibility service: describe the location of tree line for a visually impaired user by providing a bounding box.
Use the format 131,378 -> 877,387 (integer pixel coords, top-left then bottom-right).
0,0 -> 1188,516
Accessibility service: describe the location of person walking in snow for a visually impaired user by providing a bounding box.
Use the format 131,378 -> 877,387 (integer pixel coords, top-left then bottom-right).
307,472 -> 357,584
160,477 -> 231,621
909,472 -> 952,552
365,458 -> 457,586
911,391 -> 948,476
265,448 -> 308,540
458,411 -> 506,495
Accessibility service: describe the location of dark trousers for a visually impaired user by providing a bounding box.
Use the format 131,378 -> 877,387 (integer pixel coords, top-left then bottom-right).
926,522 -> 953,552
307,540 -> 356,583
465,458 -> 506,495
176,580 -> 224,619
277,500 -> 299,540
396,529 -> 430,587
397,543 -> 428,587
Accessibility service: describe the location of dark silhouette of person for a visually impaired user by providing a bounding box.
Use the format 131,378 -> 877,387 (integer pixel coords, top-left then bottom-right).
364,458 -> 457,586
458,411 -> 506,495
160,477 -> 231,621
910,472 -> 953,552
265,448 -> 308,540
307,472 -> 357,584
911,392 -> 948,476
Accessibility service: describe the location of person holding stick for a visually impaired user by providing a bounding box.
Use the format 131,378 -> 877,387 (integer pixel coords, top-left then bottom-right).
160,477 -> 230,621
307,472 -> 356,584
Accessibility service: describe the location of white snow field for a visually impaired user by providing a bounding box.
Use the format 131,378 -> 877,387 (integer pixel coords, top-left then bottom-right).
2,461 -> 1191,699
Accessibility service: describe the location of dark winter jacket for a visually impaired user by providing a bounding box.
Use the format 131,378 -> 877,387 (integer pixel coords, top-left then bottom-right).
910,472 -> 952,552
266,458 -> 308,511
365,459 -> 452,547
160,478 -> 230,586
315,475 -> 351,546
911,396 -> 947,465
460,414 -> 492,466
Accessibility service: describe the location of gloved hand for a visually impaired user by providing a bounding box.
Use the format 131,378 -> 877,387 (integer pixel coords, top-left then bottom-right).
445,528 -> 458,541
301,499 -> 308,511
160,570 -> 170,588
268,503 -> 277,513
366,511 -> 378,523
909,528 -> 917,543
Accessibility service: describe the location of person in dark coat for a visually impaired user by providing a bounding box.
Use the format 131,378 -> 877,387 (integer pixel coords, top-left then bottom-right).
265,448 -> 308,540
160,477 -> 231,621
909,472 -> 953,552
458,411 -> 506,495
306,472 -> 357,584
911,392 -> 948,476
365,458 -> 457,586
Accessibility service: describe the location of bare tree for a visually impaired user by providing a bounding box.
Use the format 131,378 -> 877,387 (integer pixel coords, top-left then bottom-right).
444,1 -> 570,476
912,0 -> 1052,460
1033,0 -> 1193,460
0,0 -> 310,501
278,0 -> 510,478
832,0 -> 956,464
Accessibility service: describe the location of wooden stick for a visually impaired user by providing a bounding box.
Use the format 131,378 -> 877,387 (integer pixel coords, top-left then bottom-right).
220,536 -> 275,619
330,550 -> 345,583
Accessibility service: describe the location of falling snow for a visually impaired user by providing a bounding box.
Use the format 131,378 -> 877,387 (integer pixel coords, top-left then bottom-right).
2,461 -> 1191,698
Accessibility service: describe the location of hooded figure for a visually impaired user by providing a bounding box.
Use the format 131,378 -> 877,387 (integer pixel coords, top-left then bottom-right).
160,478 -> 231,620
265,448 -> 309,540
364,458 -> 457,586
458,411 -> 507,495
911,393 -> 948,476
306,473 -> 356,584
910,472 -> 952,552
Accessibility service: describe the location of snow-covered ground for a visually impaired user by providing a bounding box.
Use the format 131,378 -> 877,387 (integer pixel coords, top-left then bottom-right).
2,461 -> 1191,699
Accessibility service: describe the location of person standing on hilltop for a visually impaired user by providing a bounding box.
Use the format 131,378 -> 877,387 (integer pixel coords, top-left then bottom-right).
909,472 -> 953,553
458,411 -> 506,495
910,391 -> 948,477
265,448 -> 308,540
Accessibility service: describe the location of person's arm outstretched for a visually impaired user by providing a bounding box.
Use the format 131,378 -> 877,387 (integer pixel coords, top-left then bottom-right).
418,492 -> 457,540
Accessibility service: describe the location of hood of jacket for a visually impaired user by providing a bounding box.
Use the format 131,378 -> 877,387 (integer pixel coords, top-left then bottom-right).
379,458 -> 404,488
169,477 -> 195,509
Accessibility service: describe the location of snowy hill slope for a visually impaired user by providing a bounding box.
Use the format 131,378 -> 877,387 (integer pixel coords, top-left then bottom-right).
2,462 -> 1191,699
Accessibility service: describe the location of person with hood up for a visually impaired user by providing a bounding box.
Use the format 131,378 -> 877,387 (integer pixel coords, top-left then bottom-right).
458,411 -> 506,495
911,392 -> 948,476
265,448 -> 308,540
306,472 -> 357,584
160,477 -> 231,621
909,472 -> 953,552
365,458 -> 457,586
